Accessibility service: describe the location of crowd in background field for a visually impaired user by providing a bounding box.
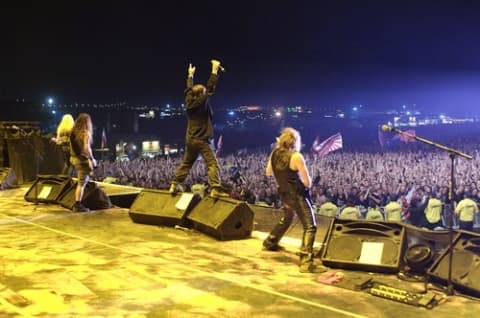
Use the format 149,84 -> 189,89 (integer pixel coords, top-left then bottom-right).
91,135 -> 480,231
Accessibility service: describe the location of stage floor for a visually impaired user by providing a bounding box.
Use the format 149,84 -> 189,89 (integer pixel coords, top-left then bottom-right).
0,183 -> 479,317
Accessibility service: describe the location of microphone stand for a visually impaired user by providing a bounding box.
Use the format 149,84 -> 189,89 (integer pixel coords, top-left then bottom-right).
384,126 -> 472,296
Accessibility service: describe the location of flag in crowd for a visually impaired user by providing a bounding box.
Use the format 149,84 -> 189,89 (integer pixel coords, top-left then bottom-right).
216,134 -> 223,156
311,132 -> 343,157
378,126 -> 416,147
101,128 -> 107,149
398,129 -> 416,143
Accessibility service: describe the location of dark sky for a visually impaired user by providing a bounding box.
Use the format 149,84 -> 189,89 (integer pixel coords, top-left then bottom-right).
2,0 -> 480,113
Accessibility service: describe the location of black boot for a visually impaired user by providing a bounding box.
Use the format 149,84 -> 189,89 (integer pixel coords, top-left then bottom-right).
298,252 -> 328,273
299,253 -> 315,273
263,236 -> 285,251
263,211 -> 294,251
73,201 -> 90,212
298,226 -> 322,272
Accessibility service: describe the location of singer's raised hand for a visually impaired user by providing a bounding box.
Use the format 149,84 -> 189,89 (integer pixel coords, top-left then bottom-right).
188,63 -> 196,77
211,59 -> 221,75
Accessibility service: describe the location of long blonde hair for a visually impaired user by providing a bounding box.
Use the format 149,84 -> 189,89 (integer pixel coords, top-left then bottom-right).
276,127 -> 301,152
56,114 -> 75,137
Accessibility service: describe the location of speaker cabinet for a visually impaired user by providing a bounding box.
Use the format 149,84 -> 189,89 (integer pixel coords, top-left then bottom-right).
108,192 -> 139,209
427,230 -> 480,298
320,219 -> 406,273
57,180 -> 112,210
186,196 -> 254,241
0,167 -> 18,190
128,189 -> 200,227
24,175 -> 72,203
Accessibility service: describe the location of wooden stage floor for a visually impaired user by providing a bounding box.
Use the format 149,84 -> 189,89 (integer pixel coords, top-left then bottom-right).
1,182 -> 479,317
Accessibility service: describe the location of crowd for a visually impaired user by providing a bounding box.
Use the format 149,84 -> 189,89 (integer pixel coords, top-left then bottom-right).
91,136 -> 480,231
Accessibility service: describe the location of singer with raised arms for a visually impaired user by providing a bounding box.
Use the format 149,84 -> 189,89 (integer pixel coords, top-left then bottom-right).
169,59 -> 229,197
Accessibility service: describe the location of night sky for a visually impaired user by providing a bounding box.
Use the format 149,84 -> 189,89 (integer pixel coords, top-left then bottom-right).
2,0 -> 480,113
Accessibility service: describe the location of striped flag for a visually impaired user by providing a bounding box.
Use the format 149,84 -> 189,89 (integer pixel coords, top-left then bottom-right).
313,132 -> 343,157
399,129 -> 416,143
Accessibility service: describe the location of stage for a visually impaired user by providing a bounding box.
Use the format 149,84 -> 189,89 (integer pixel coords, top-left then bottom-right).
0,182 -> 479,317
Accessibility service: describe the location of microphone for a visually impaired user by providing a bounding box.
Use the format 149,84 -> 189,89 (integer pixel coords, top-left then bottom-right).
381,124 -> 413,137
211,59 -> 226,72
381,124 -> 393,132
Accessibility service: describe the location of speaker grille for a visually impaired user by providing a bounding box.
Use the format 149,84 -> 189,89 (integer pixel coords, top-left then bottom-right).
427,231 -> 480,297
128,190 -> 199,227
325,235 -> 400,265
187,196 -> 254,240
321,219 -> 406,273
24,175 -> 72,204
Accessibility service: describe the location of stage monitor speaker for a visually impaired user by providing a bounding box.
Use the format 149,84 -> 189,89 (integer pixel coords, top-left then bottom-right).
0,167 -> 18,190
320,219 -> 406,273
186,196 -> 254,241
427,230 -> 480,298
128,189 -> 200,227
57,180 -> 112,210
24,175 -> 72,203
